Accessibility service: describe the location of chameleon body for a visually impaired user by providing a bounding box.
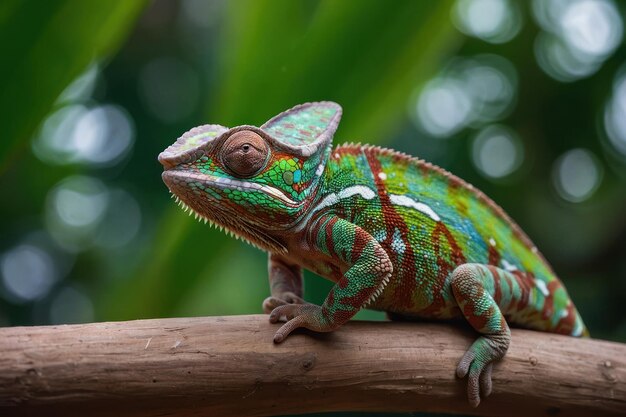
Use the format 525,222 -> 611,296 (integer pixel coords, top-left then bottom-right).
159,102 -> 587,407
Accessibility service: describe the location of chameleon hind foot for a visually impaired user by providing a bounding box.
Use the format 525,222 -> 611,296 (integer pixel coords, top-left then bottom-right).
456,333 -> 508,407
451,263 -> 512,407
269,303 -> 333,343
262,292 -> 308,314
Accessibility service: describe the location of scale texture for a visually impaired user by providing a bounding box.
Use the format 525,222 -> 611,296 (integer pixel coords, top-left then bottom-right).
158,101 -> 587,407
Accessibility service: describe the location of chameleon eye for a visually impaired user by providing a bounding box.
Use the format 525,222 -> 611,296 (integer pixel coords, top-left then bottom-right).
221,130 -> 269,177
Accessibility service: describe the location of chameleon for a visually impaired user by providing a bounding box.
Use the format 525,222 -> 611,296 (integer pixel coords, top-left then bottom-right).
158,101 -> 587,407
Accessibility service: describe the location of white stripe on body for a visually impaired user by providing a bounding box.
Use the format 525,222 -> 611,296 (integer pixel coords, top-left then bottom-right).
293,185 -> 377,231
388,194 -> 441,222
294,188 -> 442,231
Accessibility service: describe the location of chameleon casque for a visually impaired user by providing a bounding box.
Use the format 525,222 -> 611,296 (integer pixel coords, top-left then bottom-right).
158,102 -> 587,407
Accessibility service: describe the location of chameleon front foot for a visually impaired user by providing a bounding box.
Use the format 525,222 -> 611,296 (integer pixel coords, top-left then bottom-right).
269,304 -> 333,343
457,334 -> 508,407
262,292 -> 308,314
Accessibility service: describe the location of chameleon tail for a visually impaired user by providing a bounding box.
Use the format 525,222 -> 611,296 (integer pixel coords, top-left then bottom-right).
572,308 -> 590,338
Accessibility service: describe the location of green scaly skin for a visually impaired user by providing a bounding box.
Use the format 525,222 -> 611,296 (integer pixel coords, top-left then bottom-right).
159,102 -> 588,407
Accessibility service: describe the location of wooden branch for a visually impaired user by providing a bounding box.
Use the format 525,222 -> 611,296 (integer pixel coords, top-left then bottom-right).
0,315 -> 624,417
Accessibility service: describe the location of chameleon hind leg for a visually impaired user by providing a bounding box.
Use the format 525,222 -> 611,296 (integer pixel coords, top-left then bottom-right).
262,253 -> 308,314
451,263 -> 518,407
270,216 -> 393,343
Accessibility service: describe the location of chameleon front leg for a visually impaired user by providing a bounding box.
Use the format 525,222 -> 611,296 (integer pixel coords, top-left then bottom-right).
451,263 -> 520,407
262,253 -> 308,314
270,216 -> 393,343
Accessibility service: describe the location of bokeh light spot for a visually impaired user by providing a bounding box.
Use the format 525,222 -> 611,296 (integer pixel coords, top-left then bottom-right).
560,0 -> 623,58
604,67 -> 626,159
532,0 -> 623,82
33,104 -> 134,167
53,179 -> 108,228
74,105 -> 134,164
460,55 -> 517,123
46,176 -> 110,252
452,0 -> 522,44
552,148 -> 603,203
45,177 -> 142,252
534,33 -> 601,82
472,125 -> 523,179
33,105 -> 86,164
417,79 -> 473,138
413,55 -> 517,138
0,245 -> 58,303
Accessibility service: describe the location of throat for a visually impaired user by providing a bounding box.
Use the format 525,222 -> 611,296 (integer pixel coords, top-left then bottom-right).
170,192 -> 288,254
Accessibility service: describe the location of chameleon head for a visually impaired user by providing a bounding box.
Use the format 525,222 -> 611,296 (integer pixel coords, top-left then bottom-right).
158,102 -> 342,252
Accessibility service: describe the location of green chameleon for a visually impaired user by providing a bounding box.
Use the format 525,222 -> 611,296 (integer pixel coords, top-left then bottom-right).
158,102 -> 587,407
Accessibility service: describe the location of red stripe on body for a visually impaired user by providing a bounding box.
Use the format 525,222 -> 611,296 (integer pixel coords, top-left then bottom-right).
324,217 -> 338,260
340,287 -> 374,310
350,226 -> 370,269
488,245 -> 500,266
433,222 -> 467,266
421,222 -> 468,316
554,300 -> 576,335
487,265 -> 503,305
511,271 -> 533,311
322,290 -> 334,322
364,148 -> 417,310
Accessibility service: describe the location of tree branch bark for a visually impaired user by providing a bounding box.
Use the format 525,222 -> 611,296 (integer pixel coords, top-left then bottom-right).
0,315 -> 624,416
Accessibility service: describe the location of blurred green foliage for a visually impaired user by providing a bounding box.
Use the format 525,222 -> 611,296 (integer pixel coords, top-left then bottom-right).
1,0 -> 625,354
0,0 -> 146,171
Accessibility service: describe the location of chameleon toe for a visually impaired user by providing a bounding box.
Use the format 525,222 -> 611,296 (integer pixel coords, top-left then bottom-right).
456,349 -> 474,378
479,363 -> 493,398
263,296 -> 287,314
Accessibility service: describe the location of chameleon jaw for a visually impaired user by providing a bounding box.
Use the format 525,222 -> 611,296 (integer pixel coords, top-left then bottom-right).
162,172 -> 289,254
162,170 -> 301,208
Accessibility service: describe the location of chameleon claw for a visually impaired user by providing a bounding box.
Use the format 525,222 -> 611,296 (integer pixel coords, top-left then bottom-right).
262,292 -> 308,314
480,363 -> 493,398
456,348 -> 481,407
457,335 -> 506,407
269,304 -> 330,343
466,363 -> 483,407
273,316 -> 306,343
263,296 -> 286,315
268,306 -> 284,323
456,348 -> 474,379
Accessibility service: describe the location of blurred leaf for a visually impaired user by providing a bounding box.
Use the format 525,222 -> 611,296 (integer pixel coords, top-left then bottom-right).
214,0 -> 460,141
0,0 -> 147,173
101,0 -> 460,320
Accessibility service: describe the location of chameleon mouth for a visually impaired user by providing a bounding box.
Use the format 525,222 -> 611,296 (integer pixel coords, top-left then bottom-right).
162,172 -> 288,254
162,170 -> 300,207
